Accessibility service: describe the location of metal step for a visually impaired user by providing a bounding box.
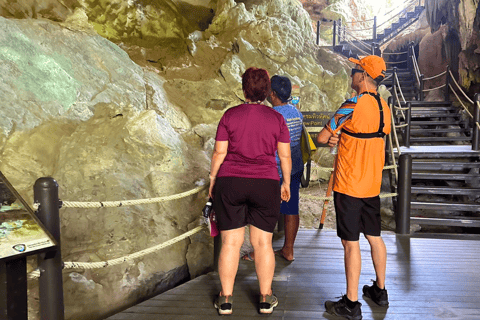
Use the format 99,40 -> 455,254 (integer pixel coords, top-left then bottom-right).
410,217 -> 480,227
411,186 -> 480,195
409,136 -> 472,142
399,101 -> 452,106
409,128 -> 470,134
411,161 -> 480,170
410,120 -> 461,126
411,202 -> 480,212
410,112 -> 460,118
412,172 -> 479,180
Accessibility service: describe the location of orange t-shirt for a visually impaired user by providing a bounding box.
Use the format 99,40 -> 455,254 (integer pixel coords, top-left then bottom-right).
326,91 -> 391,198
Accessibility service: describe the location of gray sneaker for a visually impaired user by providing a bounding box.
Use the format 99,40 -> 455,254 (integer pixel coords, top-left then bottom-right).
214,294 -> 233,315
259,293 -> 278,314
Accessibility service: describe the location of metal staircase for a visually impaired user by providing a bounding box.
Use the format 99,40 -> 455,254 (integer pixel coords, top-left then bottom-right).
383,45 -> 480,231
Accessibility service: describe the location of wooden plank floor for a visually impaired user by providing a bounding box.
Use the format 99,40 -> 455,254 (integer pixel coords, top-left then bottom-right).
107,230 -> 480,320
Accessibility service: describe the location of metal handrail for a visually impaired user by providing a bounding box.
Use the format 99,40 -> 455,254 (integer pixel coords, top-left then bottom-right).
344,29 -> 372,51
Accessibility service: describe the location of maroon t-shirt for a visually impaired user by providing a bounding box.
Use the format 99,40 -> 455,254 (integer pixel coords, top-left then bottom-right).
215,103 -> 290,180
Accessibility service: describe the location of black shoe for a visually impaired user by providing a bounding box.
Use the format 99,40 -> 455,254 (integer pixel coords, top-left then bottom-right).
325,295 -> 362,320
363,280 -> 389,307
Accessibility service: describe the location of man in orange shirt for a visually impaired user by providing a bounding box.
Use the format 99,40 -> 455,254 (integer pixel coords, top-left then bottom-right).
318,55 -> 391,320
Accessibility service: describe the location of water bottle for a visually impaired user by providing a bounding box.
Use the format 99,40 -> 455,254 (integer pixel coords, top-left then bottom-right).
330,130 -> 341,155
202,197 -> 213,225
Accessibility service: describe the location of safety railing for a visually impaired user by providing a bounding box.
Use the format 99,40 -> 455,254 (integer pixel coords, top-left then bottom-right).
330,0 -> 422,47
27,177 -> 208,319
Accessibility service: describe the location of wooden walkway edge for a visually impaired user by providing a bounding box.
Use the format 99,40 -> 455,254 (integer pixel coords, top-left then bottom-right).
107,229 -> 480,320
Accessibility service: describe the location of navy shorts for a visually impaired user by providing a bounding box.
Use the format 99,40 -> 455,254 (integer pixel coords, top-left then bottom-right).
279,170 -> 303,215
213,177 -> 281,233
334,192 -> 381,241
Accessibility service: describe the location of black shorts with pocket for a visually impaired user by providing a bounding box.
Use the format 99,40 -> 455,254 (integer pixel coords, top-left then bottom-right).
213,177 -> 281,233
334,191 -> 381,241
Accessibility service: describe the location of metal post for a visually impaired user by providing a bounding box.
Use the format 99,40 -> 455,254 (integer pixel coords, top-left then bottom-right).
34,178 -> 65,320
473,94 -> 480,151
0,258 -> 27,320
445,65 -> 450,101
373,16 -> 377,41
419,74 -> 424,101
338,19 -> 342,44
405,102 -> 411,148
333,20 -> 337,47
396,154 -> 412,234
316,20 -> 321,45
407,43 -> 413,72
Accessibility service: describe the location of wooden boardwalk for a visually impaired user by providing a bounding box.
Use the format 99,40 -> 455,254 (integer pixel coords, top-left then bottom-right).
107,230 -> 480,320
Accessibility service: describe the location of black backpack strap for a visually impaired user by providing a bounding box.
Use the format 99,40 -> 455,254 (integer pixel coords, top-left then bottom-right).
342,92 -> 385,139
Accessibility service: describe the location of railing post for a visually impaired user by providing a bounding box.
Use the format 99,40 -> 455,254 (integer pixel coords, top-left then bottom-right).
373,16 -> 377,41
316,20 -> 321,45
407,43 -> 413,72
419,74 -> 424,101
392,67 -> 398,108
396,154 -> 412,235
34,178 -> 65,320
333,20 -> 337,47
445,65 -> 450,101
338,19 -> 342,44
405,102 -> 411,148
473,94 -> 480,151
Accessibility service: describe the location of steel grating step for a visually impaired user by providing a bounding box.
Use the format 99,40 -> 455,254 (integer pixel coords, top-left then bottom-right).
410,120 -> 461,126
410,217 -> 480,227
412,172 -> 480,180
411,186 -> 480,195
411,202 -> 480,212
409,137 -> 472,142
411,161 -> 480,170
409,128 -> 471,134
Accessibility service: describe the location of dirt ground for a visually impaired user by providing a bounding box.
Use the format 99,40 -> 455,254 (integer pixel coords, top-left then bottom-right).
298,180 -> 337,230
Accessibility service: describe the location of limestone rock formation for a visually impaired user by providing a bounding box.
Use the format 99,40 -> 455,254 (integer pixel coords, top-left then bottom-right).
0,0 -> 352,319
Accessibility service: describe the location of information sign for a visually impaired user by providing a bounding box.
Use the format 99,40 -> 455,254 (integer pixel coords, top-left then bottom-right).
0,172 -> 56,261
302,111 -> 334,147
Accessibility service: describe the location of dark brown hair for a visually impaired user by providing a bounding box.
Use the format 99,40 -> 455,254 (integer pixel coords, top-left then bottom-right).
242,67 -> 271,102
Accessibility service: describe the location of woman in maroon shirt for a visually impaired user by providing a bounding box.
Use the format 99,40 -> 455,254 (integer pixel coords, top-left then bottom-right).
209,67 -> 292,315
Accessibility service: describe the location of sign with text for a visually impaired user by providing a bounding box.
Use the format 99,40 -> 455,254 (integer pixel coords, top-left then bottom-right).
302,111 -> 334,147
0,172 -> 56,261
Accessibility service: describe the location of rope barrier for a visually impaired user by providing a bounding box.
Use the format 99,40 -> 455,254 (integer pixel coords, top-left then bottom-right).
43,185 -> 207,209
394,105 -> 410,111
449,83 -> 474,119
383,74 -> 393,81
28,225 -> 206,279
383,51 -> 408,56
422,84 -> 446,92
385,60 -> 408,65
301,192 -> 398,202
343,29 -> 372,51
344,38 -> 370,56
423,71 -> 447,81
395,123 -> 409,128
449,70 -> 474,104
394,73 -> 407,103
411,51 -> 421,86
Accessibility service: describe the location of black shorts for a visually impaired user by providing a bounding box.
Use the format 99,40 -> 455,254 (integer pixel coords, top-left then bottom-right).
334,192 -> 381,241
213,177 -> 281,233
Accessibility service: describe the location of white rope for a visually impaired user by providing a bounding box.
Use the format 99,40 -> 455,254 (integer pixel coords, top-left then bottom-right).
394,73 -> 407,103
57,185 -> 207,209
423,71 -> 447,81
344,29 -> 372,50
388,129 -> 399,181
394,105 -> 410,111
383,74 -> 393,81
449,84 -> 474,119
344,38 -> 370,56
411,49 -> 422,86
301,192 -> 397,202
28,225 -> 206,279
449,70 -> 474,104
383,51 -> 408,56
390,104 -> 403,159
386,60 -> 408,65
422,84 -> 446,92
395,123 -> 409,128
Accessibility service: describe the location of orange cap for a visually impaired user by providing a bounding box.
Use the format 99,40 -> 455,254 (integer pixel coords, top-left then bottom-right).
348,55 -> 386,80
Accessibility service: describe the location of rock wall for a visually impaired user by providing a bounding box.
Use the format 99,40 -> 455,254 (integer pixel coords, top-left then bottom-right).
0,0 -> 351,319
